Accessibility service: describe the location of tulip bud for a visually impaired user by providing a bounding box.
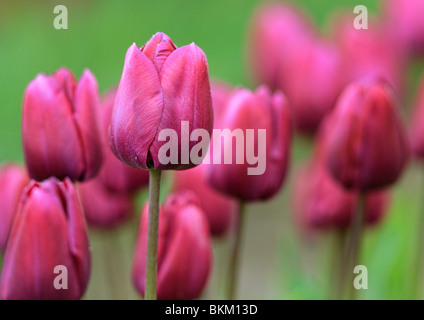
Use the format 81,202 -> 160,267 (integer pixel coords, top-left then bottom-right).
324,79 -> 409,191
173,164 -> 238,236
383,0 -> 424,56
410,76 -> 424,159
0,164 -> 29,252
78,178 -> 134,229
110,33 -> 213,171
207,86 -> 292,202
22,68 -> 103,182
98,88 -> 149,193
132,191 -> 212,300
248,2 -> 313,90
0,178 -> 91,300
294,162 -> 389,231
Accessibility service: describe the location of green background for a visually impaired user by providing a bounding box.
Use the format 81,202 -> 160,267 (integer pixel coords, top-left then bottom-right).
0,0 -> 423,299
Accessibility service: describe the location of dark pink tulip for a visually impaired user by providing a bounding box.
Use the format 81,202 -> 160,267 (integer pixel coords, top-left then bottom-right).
0,164 -> 29,252
132,191 -> 212,300
335,17 -> 407,95
248,2 -> 313,90
78,178 -> 134,229
207,86 -> 292,202
384,0 -> 424,56
173,164 -> 238,236
98,88 -> 149,193
279,38 -> 344,134
22,68 -> 103,182
410,76 -> 424,159
110,33 -> 213,171
0,178 -> 91,300
294,162 -> 389,231
324,79 -> 409,191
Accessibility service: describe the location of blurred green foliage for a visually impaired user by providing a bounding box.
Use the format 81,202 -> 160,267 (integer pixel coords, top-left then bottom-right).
0,0 -> 423,300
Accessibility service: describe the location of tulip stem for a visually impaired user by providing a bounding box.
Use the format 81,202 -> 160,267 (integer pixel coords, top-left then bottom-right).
413,170 -> 424,299
145,168 -> 162,300
347,192 -> 366,300
227,202 -> 246,300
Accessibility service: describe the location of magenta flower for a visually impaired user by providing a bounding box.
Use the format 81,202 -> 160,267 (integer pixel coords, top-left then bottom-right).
22,68 -> 103,182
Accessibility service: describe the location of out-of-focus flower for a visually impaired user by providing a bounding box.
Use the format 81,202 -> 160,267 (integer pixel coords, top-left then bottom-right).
294,161 -> 389,231
22,68 -> 104,182
211,80 -> 234,128
78,178 -> 134,229
410,76 -> 424,159
383,0 -> 424,56
248,1 -> 313,90
97,88 -> 149,194
334,17 -> 407,95
132,191 -> 212,300
323,79 -> 409,191
0,164 -> 29,252
110,32 -> 213,171
173,164 -> 238,236
0,178 -> 91,300
207,86 -> 292,202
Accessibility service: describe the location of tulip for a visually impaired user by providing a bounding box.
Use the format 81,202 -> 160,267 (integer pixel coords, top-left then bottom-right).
294,162 -> 389,232
383,0 -> 424,56
210,80 -> 234,129
0,164 -> 29,252
97,88 -> 149,193
22,68 -> 103,182
324,79 -> 409,191
334,17 -> 407,95
0,178 -> 91,300
109,32 -> 213,171
248,2 -> 313,90
78,178 -> 134,229
410,76 -> 424,159
132,191 -> 212,300
207,85 -> 292,202
173,164 -> 238,236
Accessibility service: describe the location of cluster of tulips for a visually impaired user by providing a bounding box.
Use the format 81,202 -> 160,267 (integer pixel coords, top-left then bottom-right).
1,0 -> 424,300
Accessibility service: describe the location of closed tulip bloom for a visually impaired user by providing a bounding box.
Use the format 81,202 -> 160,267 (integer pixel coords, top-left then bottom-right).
0,178 -> 91,300
173,164 -> 238,236
280,38 -> 344,134
207,86 -> 292,202
248,2 -> 313,90
110,33 -> 213,171
294,162 -> 389,231
132,191 -> 212,300
98,88 -> 149,193
211,81 -> 233,128
78,178 -> 134,229
22,68 -> 103,182
324,80 -> 409,191
0,164 -> 29,252
384,0 -> 424,56
410,76 -> 424,159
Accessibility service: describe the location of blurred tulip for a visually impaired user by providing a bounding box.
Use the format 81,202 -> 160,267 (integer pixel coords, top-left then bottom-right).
294,162 -> 389,231
98,88 -> 149,194
0,164 -> 29,252
334,17 -> 407,95
410,76 -> 424,160
0,178 -> 91,300
78,178 -> 134,229
110,32 -> 213,171
22,68 -> 103,182
207,86 -> 292,202
248,1 -> 313,90
383,0 -> 424,56
211,80 -> 233,128
324,79 -> 409,191
132,191 -> 212,300
279,38 -> 344,133
173,164 -> 238,236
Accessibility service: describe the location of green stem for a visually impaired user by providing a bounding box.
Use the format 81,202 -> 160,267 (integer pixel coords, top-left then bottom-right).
414,171 -> 424,299
144,168 -> 162,300
226,202 -> 246,300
